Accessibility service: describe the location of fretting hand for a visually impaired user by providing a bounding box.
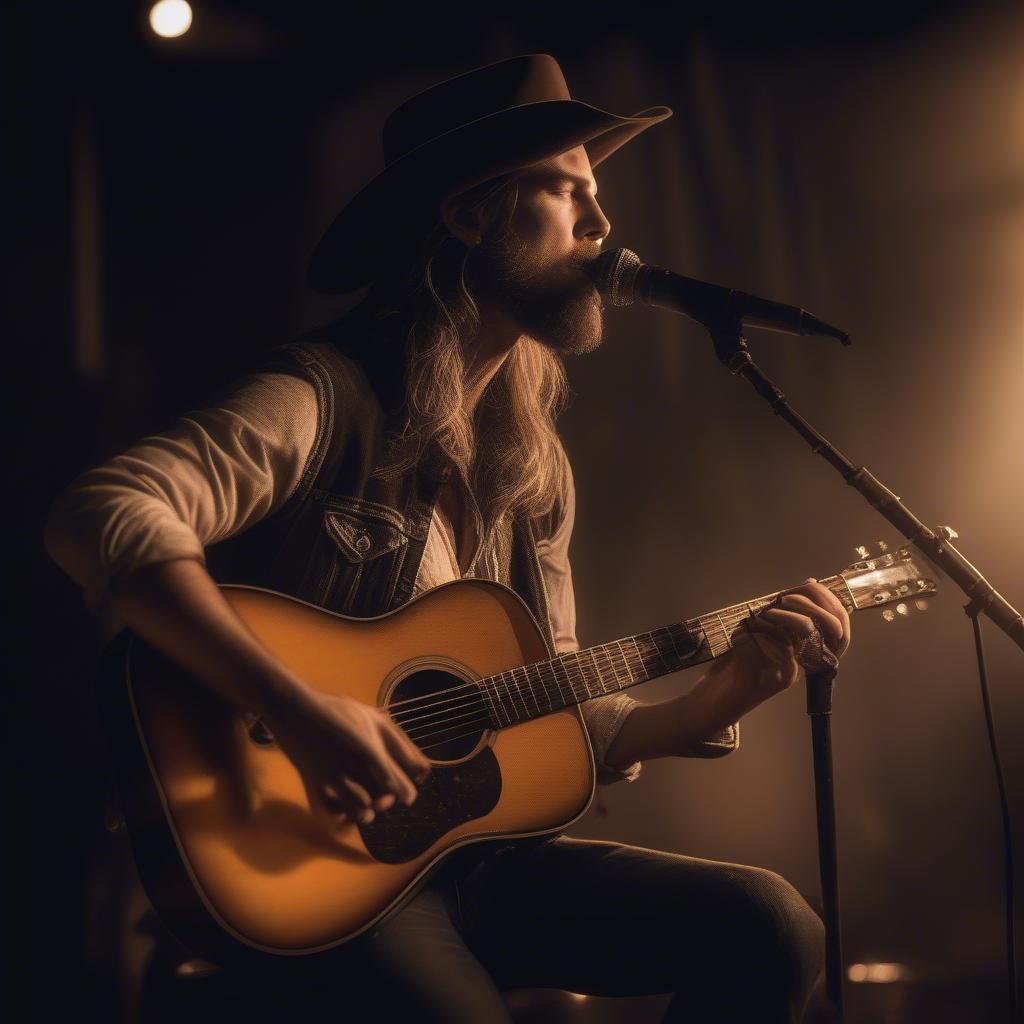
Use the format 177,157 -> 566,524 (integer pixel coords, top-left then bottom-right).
700,578 -> 851,720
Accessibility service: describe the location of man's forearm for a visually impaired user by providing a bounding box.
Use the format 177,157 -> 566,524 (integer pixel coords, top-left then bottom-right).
603,668 -> 747,769
107,558 -> 310,722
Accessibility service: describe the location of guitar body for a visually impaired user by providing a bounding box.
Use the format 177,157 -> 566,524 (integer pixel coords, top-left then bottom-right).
99,579 -> 595,964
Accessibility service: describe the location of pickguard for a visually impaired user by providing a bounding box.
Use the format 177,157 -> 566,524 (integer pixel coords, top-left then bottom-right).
359,748 -> 501,863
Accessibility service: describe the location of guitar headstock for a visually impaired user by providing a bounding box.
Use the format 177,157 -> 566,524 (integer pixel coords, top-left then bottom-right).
838,542 -> 938,619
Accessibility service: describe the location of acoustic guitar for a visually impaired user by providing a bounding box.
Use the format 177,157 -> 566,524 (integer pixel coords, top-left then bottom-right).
98,543 -> 935,964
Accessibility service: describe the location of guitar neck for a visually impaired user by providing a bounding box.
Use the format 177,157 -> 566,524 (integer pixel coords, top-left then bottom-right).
477,574 -> 853,728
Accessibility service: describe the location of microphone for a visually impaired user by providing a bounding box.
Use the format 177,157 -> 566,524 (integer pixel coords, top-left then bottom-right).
587,247 -> 851,345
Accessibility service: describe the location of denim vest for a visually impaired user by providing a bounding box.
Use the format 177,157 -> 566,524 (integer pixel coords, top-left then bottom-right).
204,326 -> 555,651
205,324 -> 736,759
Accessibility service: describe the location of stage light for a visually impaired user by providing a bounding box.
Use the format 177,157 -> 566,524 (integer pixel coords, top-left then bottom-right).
847,962 -> 908,983
149,0 -> 192,38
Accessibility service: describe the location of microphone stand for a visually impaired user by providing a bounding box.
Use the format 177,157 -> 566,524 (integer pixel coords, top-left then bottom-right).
706,318 -> 1024,1022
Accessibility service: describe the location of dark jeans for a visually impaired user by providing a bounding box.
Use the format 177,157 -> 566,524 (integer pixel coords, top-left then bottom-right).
243,834 -> 825,1023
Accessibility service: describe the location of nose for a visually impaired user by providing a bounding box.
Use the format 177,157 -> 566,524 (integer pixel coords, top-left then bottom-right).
576,195 -> 611,245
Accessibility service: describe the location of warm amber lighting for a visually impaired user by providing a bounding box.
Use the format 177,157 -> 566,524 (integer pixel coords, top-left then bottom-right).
149,0 -> 192,38
847,962 -> 908,983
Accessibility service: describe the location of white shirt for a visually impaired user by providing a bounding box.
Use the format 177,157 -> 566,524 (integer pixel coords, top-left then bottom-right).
44,371 -> 643,784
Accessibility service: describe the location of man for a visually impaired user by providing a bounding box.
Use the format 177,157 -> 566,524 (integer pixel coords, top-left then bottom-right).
47,55 -> 849,1021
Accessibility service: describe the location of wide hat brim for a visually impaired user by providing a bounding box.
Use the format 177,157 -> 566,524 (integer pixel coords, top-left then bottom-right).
307,99 -> 672,295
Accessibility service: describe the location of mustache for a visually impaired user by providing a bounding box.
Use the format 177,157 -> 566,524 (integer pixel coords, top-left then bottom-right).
469,237 -> 603,293
568,250 -> 603,275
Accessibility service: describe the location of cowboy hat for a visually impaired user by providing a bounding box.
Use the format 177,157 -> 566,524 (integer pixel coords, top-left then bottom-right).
307,53 -> 672,294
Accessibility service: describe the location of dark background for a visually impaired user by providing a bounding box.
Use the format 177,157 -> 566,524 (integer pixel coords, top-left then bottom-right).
6,1 -> 1023,1020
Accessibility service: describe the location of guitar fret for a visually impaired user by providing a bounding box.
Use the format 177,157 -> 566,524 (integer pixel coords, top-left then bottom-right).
519,665 -> 541,717
561,655 -> 582,702
573,651 -> 590,699
631,635 -> 648,676
603,645 -> 621,689
697,616 -> 726,658
666,623 -> 690,662
602,646 -> 617,690
479,678 -> 505,728
647,630 -> 673,674
504,669 -> 528,722
519,665 -> 537,716
499,675 -> 524,724
627,637 -> 646,679
612,640 -> 635,687
547,658 -> 568,706
600,644 -> 621,689
589,648 -> 608,695
534,663 -> 554,712
557,660 -> 573,705
714,612 -> 733,651
492,672 -> 508,724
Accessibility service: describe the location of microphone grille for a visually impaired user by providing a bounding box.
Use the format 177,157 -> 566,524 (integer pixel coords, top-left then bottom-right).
588,247 -> 642,307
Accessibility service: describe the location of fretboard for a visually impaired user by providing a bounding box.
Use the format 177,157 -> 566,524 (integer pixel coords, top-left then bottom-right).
477,574 -> 852,728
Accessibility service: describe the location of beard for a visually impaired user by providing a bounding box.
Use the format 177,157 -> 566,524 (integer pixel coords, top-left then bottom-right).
465,228 -> 605,356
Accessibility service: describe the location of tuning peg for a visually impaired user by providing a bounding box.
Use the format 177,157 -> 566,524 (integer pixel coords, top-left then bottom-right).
855,545 -> 870,559
876,541 -> 889,553
881,604 -> 912,622
936,525 -> 959,542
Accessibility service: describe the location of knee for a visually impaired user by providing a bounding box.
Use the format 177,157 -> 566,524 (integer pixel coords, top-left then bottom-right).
724,867 -> 825,1004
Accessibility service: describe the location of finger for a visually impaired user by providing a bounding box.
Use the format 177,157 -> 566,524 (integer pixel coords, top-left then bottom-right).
735,620 -> 800,691
738,616 -> 798,667
317,778 -> 382,827
362,736 -> 419,808
758,606 -> 817,639
792,579 -> 851,649
347,761 -> 396,814
343,737 -> 403,802
757,607 -> 824,651
381,714 -> 432,783
776,594 -> 845,654
300,770 -> 353,824
333,777 -> 377,822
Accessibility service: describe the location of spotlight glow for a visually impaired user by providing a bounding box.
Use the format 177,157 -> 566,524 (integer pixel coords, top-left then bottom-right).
847,962 -> 908,983
149,0 -> 193,38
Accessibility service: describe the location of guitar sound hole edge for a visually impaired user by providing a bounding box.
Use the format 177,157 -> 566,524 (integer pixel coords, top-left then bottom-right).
380,656 -> 496,765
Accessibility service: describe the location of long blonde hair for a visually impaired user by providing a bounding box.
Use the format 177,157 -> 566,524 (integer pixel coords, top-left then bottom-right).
341,173 -> 571,580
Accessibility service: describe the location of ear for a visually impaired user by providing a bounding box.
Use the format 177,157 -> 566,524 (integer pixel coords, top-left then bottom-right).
440,194 -> 483,248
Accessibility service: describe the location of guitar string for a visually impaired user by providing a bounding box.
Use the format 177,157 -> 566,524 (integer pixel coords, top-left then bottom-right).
405,710 -> 493,746
399,625 -> 737,745
416,717 -> 496,752
381,575 -> 851,721
385,596 -> 807,728
384,610 -> 736,721
391,589 -> 856,749
379,579 -> 852,732
296,598 -> 856,757
386,592 -> 846,732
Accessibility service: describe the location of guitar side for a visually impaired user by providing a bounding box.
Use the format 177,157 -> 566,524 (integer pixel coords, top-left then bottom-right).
96,579 -> 596,965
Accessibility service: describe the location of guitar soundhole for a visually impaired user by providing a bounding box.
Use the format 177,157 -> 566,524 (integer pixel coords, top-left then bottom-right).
388,668 -> 489,762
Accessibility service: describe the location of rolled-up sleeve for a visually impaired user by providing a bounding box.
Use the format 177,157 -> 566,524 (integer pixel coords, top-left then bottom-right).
535,449 -> 643,786
44,372 -> 318,612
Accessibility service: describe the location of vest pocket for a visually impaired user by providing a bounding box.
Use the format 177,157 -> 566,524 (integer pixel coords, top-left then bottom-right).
313,498 -> 411,614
